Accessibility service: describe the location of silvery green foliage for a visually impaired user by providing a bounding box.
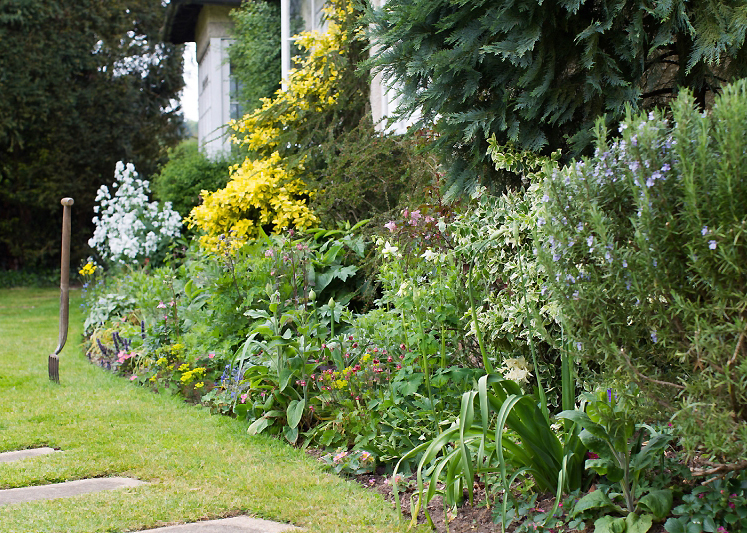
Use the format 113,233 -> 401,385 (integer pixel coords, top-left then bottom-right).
89,161 -> 182,265
536,81 -> 747,460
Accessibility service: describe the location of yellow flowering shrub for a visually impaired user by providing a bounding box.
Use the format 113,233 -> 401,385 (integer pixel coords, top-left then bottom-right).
229,2 -> 352,154
187,1 -> 356,253
186,152 -> 318,251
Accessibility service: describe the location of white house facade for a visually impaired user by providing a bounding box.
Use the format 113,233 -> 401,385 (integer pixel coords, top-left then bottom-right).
163,0 -> 414,159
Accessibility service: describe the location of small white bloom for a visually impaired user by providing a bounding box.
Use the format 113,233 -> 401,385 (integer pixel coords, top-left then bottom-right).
500,356 -> 532,384
382,241 -> 402,258
421,248 -> 438,262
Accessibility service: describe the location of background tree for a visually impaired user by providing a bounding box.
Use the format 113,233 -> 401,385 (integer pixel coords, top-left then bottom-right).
0,0 -> 184,269
367,0 -> 747,197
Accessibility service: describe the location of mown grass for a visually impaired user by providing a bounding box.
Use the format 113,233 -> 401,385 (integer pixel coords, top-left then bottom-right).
0,287 -> 409,533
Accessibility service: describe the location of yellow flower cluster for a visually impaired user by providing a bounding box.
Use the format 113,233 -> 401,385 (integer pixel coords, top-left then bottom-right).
187,2 -> 356,254
79,262 -> 97,276
187,152 -> 318,252
229,3 -> 350,153
180,366 -> 206,385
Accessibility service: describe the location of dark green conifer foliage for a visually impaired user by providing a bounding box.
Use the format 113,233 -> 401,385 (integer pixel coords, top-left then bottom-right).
367,0 -> 747,197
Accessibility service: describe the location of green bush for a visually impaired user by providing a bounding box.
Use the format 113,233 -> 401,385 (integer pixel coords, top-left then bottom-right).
536,79 -> 747,461
151,140 -> 234,220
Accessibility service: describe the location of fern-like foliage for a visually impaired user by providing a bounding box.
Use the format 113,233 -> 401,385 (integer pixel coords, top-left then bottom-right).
366,0 -> 747,197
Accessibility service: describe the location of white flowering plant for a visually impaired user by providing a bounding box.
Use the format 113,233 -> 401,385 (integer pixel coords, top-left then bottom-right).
536,81 -> 747,461
89,161 -> 182,266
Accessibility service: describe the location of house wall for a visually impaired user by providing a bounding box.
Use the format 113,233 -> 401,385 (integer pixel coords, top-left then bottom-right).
369,0 -> 419,134
196,6 -> 235,158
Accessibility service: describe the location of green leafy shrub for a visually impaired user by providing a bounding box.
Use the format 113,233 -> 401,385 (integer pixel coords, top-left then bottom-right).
151,139 -> 234,220
536,79 -> 747,461
366,0 -> 747,197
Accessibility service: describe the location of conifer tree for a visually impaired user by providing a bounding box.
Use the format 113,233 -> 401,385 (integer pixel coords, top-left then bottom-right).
368,0 -> 747,196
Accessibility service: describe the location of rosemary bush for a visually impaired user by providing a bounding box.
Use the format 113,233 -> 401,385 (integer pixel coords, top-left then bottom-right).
536,80 -> 747,461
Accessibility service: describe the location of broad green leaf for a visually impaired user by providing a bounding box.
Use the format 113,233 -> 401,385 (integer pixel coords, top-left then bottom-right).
594,515 -> 627,533
664,517 -> 687,533
626,512 -> 653,533
702,516 -> 717,532
286,399 -> 305,429
247,416 -> 270,435
284,425 -> 298,444
571,489 -> 619,517
279,367 -> 294,391
638,489 -> 673,520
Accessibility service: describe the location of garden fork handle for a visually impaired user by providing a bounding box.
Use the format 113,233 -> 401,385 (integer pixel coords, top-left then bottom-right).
49,198 -> 73,383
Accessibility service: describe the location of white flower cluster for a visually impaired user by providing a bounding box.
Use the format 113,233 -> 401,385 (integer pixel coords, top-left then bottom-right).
88,161 -> 182,265
500,356 -> 532,384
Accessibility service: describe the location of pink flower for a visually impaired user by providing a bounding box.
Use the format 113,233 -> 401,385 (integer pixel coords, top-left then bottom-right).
265,249 -> 274,257
208,353 -> 215,359
157,301 -> 166,309
587,452 -> 600,460
130,375 -> 137,381
384,221 -> 397,232
240,393 -> 248,404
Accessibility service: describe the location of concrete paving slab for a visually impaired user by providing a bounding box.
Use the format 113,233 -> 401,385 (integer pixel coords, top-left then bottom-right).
0,447 -> 59,463
0,477 -> 145,505
137,516 -> 301,532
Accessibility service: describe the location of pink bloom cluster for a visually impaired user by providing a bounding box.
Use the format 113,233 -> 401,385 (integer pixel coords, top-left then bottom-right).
384,209 -> 437,233
117,350 -> 137,364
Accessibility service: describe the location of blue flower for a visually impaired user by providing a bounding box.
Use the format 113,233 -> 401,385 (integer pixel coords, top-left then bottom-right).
709,240 -> 717,250
701,226 -> 708,236
651,330 -> 658,343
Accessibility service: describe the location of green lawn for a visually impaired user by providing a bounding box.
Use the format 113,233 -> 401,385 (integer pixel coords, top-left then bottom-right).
0,288 -> 405,533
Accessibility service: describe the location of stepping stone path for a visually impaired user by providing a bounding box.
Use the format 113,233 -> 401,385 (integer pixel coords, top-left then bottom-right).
0,448 -> 300,532
0,477 -> 145,505
138,516 -> 299,532
0,447 -> 59,463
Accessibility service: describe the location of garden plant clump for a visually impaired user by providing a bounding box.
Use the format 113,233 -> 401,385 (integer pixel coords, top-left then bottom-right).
80,1 -> 747,527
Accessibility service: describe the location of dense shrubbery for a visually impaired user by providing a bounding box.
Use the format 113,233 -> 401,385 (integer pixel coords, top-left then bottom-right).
151,140 -> 234,221
536,80 -> 747,461
78,0 -> 747,527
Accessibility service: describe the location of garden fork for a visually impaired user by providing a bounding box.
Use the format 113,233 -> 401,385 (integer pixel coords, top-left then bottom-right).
49,198 -> 74,384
